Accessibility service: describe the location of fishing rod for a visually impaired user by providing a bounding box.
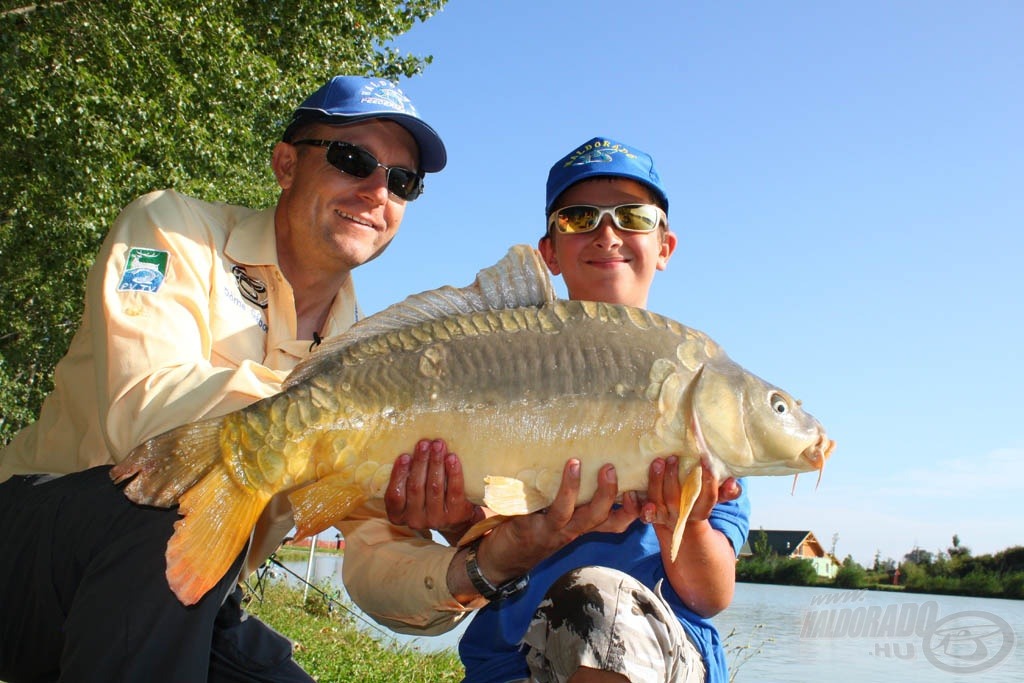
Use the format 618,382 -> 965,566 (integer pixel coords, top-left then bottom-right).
246,553 -> 402,644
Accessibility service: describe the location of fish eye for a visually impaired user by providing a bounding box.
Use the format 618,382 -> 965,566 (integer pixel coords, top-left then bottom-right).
770,393 -> 789,414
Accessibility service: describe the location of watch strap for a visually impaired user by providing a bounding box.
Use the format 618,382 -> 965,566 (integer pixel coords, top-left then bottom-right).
465,538 -> 529,601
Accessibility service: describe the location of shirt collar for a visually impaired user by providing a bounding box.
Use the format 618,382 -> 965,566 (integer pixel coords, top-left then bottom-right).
224,205 -> 363,350
225,207 -> 278,267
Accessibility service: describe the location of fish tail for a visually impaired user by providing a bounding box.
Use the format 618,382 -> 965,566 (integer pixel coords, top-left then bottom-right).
166,466 -> 270,605
110,415 -> 226,507
110,414 -> 267,605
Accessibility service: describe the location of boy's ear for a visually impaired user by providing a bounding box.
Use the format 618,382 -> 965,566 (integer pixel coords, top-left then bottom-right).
537,236 -> 562,275
657,230 -> 678,271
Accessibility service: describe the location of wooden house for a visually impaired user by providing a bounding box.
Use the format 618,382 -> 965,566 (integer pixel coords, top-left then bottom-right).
739,529 -> 840,578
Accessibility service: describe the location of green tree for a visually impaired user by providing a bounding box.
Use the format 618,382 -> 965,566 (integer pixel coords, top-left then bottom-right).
903,546 -> 934,566
751,528 -> 773,559
772,557 -> 818,586
948,533 -> 971,559
0,0 -> 445,443
834,556 -> 866,589
871,550 -> 895,573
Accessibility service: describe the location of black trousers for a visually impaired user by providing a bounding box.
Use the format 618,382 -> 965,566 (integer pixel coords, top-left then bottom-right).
0,467 -> 313,683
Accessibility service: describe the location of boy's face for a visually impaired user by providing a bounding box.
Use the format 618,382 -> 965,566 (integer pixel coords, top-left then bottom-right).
539,178 -> 676,309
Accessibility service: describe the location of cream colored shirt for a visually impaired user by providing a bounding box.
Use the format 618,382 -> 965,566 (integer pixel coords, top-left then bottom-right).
0,188 -> 467,627
337,504 -> 484,635
0,189 -> 359,480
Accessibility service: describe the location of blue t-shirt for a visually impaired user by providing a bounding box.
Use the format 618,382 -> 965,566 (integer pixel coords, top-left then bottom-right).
459,483 -> 751,683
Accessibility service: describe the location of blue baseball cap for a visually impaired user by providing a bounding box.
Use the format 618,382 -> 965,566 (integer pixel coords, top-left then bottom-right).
545,136 -> 668,215
283,76 -> 447,173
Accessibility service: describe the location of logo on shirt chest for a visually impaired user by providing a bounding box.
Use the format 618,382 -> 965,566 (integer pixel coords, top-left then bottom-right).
232,265 -> 268,309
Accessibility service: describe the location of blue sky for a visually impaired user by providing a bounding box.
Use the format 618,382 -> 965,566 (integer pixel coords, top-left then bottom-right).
349,0 -> 1023,567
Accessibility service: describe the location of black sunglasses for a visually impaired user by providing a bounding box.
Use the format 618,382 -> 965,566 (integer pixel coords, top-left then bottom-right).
292,139 -> 424,201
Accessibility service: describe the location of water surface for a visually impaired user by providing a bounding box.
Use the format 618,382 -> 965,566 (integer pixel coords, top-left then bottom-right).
277,556 -> 1023,680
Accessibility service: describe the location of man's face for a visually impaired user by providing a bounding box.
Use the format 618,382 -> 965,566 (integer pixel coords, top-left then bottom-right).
538,178 -> 676,309
272,119 -> 420,275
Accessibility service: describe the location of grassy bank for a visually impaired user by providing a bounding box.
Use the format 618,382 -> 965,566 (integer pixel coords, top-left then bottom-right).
244,580 -> 463,682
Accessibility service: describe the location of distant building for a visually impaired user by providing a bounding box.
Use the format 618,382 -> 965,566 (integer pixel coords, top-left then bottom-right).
740,529 -> 840,579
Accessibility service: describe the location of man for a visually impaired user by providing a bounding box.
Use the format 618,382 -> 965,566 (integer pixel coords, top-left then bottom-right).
0,75 -> 446,683
340,136 -> 750,682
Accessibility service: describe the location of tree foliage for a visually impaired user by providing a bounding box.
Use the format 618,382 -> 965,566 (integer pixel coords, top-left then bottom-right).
0,0 -> 445,443
833,556 -> 866,589
750,528 -> 773,559
736,556 -> 819,587
737,535 -> 1024,598
896,543 -> 1024,599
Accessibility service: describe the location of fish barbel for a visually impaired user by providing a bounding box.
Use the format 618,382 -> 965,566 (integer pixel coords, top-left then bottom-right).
111,245 -> 834,605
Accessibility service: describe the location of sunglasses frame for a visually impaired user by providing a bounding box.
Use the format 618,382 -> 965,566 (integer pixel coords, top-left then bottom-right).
291,139 -> 424,201
547,203 -> 667,235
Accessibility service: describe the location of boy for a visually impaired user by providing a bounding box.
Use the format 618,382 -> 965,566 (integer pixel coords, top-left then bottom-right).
342,136 -> 750,682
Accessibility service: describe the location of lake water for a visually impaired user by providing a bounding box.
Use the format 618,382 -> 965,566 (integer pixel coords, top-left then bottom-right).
277,556 -> 1023,681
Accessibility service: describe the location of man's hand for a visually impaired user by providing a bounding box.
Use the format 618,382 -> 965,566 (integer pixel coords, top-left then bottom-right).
384,439 -> 483,544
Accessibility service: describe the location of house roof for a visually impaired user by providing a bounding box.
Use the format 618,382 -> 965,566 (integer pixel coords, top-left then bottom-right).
740,529 -> 816,557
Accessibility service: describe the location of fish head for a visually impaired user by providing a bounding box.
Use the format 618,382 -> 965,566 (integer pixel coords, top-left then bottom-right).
688,361 -> 833,478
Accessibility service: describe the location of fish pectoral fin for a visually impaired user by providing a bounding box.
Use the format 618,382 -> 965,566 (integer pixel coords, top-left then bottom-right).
288,475 -> 367,539
483,475 -> 547,515
669,465 -> 704,563
456,515 -> 509,547
166,467 -> 270,606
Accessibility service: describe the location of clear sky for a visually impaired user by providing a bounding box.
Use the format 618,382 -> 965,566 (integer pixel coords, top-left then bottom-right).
349,0 -> 1023,567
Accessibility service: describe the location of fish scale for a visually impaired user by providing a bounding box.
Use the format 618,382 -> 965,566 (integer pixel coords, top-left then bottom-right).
111,245 -> 833,606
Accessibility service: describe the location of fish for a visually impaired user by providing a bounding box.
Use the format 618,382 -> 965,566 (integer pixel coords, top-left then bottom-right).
111,244 -> 834,606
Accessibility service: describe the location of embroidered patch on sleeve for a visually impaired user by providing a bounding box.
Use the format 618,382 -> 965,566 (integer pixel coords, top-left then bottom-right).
117,247 -> 169,293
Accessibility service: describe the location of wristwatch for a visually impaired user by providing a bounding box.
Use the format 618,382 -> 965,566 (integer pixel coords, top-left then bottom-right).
465,538 -> 530,602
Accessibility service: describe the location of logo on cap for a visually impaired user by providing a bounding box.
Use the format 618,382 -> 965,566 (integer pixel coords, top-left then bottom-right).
561,141 -> 638,172
360,80 -> 418,116
563,140 -> 638,169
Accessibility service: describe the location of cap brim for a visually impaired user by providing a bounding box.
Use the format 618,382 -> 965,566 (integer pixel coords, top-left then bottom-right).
546,169 -> 669,215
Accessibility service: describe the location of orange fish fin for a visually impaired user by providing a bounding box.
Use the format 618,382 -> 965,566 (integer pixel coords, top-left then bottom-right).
288,475 -> 367,539
456,515 -> 509,547
483,475 -> 548,515
669,464 -> 704,562
166,466 -> 269,606
110,415 -> 225,508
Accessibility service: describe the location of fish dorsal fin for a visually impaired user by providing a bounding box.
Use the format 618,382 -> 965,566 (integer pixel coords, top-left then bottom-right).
285,245 -> 555,389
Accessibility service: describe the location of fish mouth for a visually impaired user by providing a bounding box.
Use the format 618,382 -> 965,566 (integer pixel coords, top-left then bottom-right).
801,432 -> 835,471
796,433 -> 835,491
